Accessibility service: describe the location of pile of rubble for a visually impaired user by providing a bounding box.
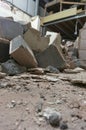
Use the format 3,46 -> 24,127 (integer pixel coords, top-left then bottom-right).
0,16 -> 66,75
0,15 -> 86,77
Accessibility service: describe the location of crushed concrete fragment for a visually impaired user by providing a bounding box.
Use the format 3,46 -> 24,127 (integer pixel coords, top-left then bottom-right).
43,107 -> 62,127
45,66 -> 60,73
28,68 -> 44,75
64,67 -> 84,74
0,72 -> 6,79
60,121 -> 68,130
1,59 -> 26,76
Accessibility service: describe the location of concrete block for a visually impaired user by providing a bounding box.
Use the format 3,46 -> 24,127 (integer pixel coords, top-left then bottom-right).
79,39 -> 86,50
46,31 -> 61,49
35,45 -> 66,70
31,16 -> 40,31
0,17 -> 23,40
0,38 -> 10,62
10,35 -> 38,68
79,50 -> 86,60
79,29 -> 86,40
24,28 -> 49,52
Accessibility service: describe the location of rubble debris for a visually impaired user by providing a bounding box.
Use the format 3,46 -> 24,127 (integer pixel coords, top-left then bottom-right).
68,72 -> 86,85
43,107 -> 62,127
45,66 -> 60,74
0,38 -> 10,62
28,68 -> 44,75
64,67 -> 84,74
0,17 -> 23,40
24,27 -> 49,52
1,59 -> 26,76
10,35 -> 38,68
46,31 -> 61,49
31,16 -> 40,31
7,100 -> 16,108
60,121 -> 68,130
0,72 -> 6,79
35,45 -> 66,71
79,23 -> 86,62
35,101 -> 43,113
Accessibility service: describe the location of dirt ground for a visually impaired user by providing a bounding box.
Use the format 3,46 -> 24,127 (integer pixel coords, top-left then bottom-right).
0,72 -> 86,130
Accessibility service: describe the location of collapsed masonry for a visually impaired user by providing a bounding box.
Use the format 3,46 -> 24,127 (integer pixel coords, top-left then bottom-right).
0,1 -> 86,75
0,16 -> 67,75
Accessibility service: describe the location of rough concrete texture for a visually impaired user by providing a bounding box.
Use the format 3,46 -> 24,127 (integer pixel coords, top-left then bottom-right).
0,17 -> 23,40
74,37 -> 79,49
46,31 -> 61,49
10,35 -> 38,68
36,45 -> 66,70
0,39 -> 9,62
79,25 -> 86,60
24,28 -> 49,52
1,59 -> 26,76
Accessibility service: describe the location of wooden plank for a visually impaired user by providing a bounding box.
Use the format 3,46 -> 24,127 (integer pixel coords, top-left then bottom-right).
61,1 -> 86,6
41,8 -> 77,24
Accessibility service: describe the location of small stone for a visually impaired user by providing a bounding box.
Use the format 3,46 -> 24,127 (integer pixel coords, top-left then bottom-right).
36,101 -> 43,113
43,108 -> 62,127
60,121 -> 68,130
0,82 -> 8,88
16,85 -> 21,91
49,112 -> 61,127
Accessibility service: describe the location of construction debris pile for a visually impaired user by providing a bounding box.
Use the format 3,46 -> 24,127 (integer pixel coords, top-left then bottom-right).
0,15 -> 86,77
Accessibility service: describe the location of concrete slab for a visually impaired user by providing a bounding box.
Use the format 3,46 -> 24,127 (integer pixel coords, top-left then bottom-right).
10,35 -> 38,68
0,17 -> 23,40
24,28 -> 49,52
35,45 -> 66,70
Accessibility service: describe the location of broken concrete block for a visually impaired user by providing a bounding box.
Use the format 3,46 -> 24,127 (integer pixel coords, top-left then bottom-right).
0,38 -> 10,62
31,16 -> 40,31
24,28 -> 49,52
35,45 -> 66,70
9,35 -> 38,68
1,59 -> 26,76
46,31 -> 61,49
79,39 -> 86,50
79,50 -> 86,60
28,68 -> 44,75
0,17 -> 23,40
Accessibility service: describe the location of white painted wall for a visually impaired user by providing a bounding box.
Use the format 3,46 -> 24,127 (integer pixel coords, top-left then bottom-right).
6,0 -> 36,16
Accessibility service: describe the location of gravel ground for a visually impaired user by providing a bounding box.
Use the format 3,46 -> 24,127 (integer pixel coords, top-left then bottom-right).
0,72 -> 86,130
